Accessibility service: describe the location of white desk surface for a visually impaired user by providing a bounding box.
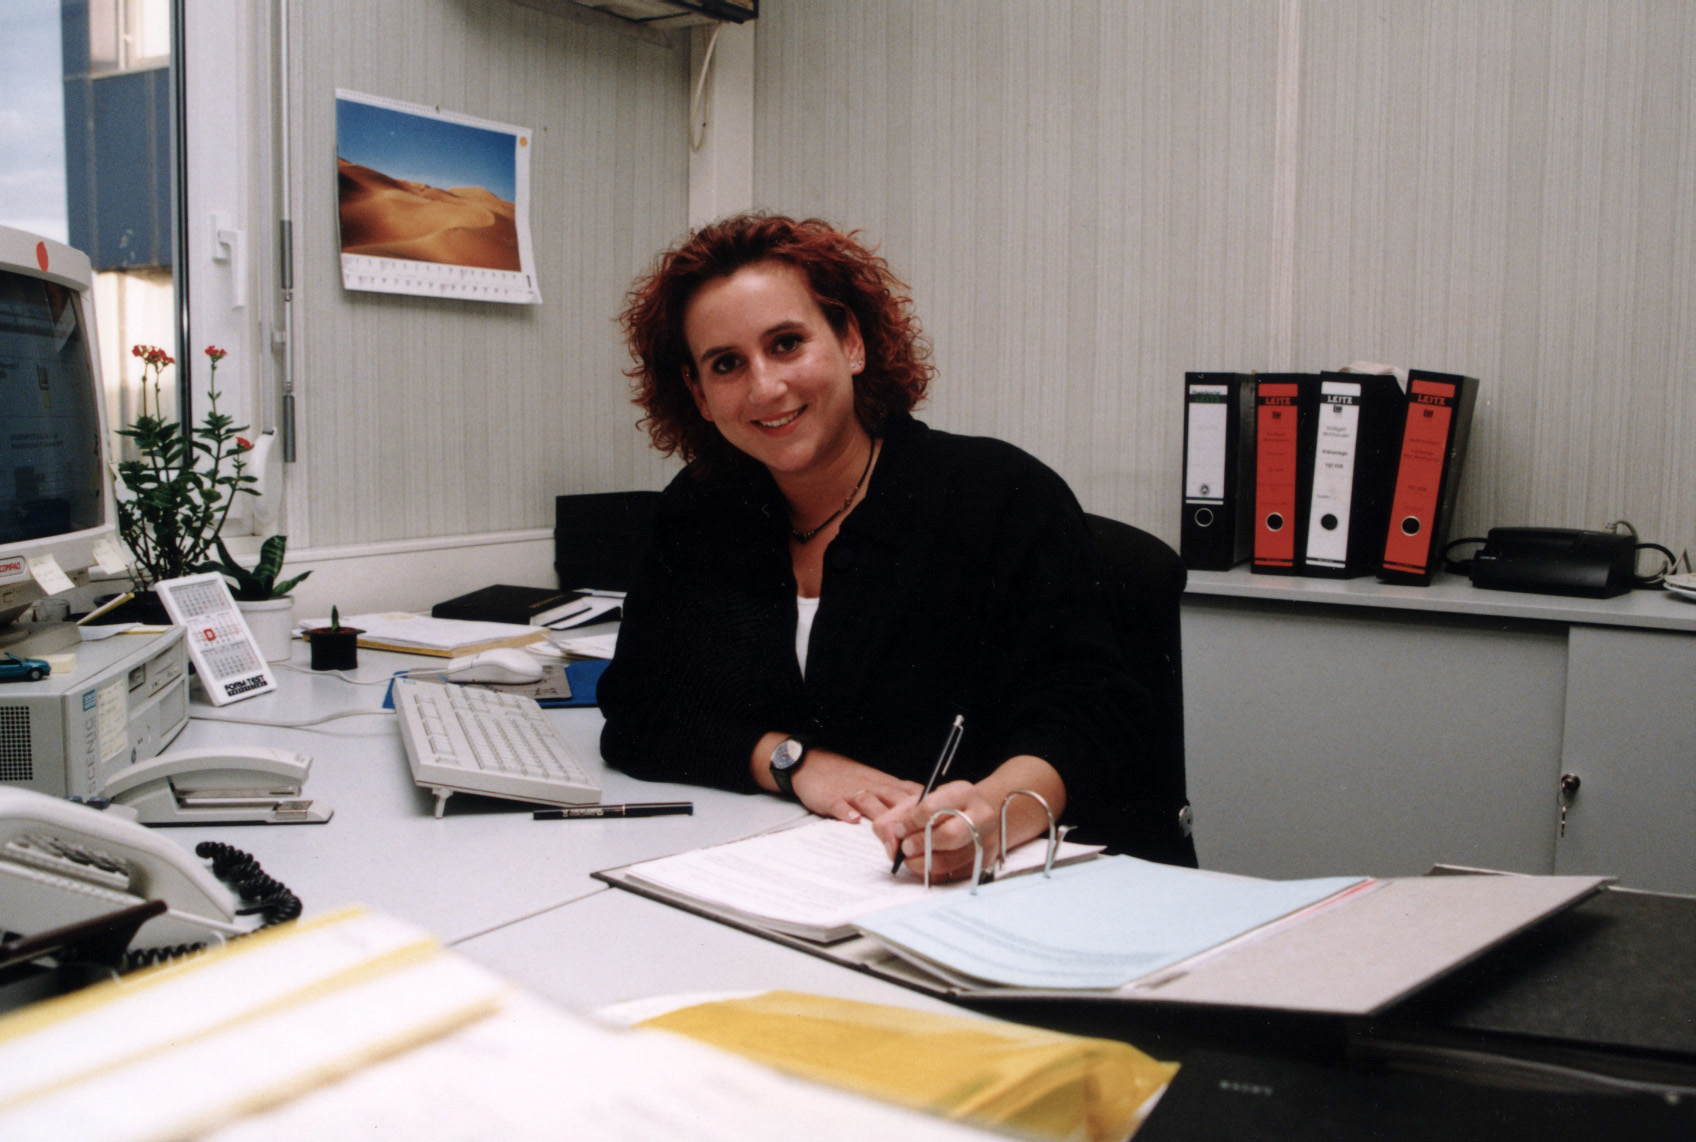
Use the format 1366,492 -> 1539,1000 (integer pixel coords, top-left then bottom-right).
456,887 -> 966,1018
168,645 -> 808,945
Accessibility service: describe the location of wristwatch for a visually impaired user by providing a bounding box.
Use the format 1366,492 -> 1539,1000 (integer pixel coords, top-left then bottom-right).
769,736 -> 812,800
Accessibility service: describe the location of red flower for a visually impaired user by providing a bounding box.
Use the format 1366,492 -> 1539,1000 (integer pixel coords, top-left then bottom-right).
205,345 -> 227,363
131,344 -> 174,369
236,437 -> 252,451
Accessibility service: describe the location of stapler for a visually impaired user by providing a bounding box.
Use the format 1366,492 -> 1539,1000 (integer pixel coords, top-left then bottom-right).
101,746 -> 333,825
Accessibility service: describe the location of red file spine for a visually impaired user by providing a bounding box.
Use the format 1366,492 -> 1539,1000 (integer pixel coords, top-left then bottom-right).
1253,382 -> 1303,571
1381,375 -> 1467,580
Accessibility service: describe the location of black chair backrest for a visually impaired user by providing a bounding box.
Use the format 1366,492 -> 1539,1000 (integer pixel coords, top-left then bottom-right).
1084,514 -> 1198,867
554,492 -> 663,593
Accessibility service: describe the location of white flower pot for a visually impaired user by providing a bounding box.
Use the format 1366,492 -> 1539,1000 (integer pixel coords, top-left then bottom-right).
237,597 -> 297,663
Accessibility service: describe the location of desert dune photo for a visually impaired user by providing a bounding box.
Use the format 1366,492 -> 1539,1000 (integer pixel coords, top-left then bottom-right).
338,158 -> 521,272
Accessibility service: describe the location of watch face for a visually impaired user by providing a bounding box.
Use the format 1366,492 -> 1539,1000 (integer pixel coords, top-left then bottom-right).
774,739 -> 803,769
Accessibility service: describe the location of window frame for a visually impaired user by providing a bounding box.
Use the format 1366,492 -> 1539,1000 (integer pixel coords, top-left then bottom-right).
179,0 -> 269,537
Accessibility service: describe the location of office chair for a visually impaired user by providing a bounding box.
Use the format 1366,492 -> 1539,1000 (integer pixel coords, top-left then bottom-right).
1082,514 -> 1199,868
554,492 -> 663,592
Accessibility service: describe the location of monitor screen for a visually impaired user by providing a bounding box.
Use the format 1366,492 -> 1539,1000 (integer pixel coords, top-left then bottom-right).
0,268 -> 106,548
0,226 -> 116,638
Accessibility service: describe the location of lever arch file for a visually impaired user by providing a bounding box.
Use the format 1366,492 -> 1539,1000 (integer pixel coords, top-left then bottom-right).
1301,373 -> 1407,578
1379,371 -> 1479,585
1251,375 -> 1319,575
1181,373 -> 1257,571
600,831 -> 1606,1018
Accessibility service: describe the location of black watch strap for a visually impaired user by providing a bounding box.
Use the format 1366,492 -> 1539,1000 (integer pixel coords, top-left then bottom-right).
769,735 -> 812,800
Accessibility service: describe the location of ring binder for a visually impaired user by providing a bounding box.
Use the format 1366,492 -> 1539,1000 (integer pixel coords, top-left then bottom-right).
997,790 -> 1060,879
923,809 -> 984,893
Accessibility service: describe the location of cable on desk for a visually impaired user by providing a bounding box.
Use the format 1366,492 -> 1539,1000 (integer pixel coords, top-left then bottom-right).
279,662 -> 397,686
188,707 -> 395,729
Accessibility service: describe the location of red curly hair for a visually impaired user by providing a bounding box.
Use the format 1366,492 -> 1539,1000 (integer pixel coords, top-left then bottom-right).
620,213 -> 932,475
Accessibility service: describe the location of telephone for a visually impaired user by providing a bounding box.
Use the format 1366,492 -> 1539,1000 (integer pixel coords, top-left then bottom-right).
100,745 -> 333,826
0,786 -> 246,953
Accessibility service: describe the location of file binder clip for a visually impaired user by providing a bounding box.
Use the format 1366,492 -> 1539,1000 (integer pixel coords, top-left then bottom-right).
996,790 -> 1066,879
922,809 -> 984,894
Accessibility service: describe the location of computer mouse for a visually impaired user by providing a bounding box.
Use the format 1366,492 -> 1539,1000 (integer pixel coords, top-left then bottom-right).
442,648 -> 546,684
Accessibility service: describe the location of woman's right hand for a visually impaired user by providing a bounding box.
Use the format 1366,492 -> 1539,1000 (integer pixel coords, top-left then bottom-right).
790,749 -> 924,823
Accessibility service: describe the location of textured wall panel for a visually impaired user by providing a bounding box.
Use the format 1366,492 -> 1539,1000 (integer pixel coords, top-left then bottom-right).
1295,0 -> 1696,556
752,0 -> 1696,559
290,0 -> 688,548
753,0 -> 1283,530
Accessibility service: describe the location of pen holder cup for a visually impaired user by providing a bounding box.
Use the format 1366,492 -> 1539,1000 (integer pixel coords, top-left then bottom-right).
306,627 -> 361,672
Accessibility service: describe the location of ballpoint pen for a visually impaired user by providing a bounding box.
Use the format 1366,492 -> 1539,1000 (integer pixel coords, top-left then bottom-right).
892,714 -> 964,874
532,802 -> 693,819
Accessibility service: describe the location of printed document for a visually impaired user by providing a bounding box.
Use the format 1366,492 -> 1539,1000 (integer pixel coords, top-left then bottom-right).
624,818 -> 1102,942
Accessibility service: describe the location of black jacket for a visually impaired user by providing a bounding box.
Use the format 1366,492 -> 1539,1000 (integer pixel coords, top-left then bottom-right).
599,414 -> 1157,841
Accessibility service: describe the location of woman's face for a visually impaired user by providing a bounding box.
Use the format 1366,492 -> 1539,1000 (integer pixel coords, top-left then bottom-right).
682,259 -> 867,481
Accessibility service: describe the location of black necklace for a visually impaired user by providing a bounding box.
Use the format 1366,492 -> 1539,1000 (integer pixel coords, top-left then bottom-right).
790,439 -> 878,543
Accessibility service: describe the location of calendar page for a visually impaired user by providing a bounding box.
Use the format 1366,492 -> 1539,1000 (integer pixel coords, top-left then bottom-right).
335,90 -> 541,305
153,573 -> 277,706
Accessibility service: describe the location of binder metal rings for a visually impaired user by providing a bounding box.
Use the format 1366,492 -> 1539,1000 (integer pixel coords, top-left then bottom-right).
996,790 -> 1066,879
923,809 -> 984,893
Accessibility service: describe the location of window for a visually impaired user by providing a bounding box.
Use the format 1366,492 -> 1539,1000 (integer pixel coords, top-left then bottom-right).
3,0 -> 262,525
2,0 -> 181,443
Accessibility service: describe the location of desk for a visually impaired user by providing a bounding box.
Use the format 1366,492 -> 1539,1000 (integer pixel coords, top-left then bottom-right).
168,644 -> 950,1024
167,646 -> 806,944
457,888 -> 966,1016
22,637 -> 1693,1138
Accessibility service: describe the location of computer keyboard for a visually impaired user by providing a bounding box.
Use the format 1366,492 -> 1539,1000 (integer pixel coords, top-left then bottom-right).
392,677 -> 601,817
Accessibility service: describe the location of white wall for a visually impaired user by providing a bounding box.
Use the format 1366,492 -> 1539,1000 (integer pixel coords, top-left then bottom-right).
276,0 -> 1696,611
284,0 -> 690,558
750,0 -> 1696,557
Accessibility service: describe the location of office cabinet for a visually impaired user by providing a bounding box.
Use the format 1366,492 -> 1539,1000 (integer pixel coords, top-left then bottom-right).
1554,626 -> 1696,894
1180,572 -> 1696,893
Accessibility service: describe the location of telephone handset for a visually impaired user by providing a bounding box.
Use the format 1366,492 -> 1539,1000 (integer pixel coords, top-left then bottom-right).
101,745 -> 333,825
0,787 -> 245,953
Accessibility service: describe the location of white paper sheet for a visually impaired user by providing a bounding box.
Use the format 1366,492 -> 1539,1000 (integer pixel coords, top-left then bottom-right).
625,818 -> 1102,942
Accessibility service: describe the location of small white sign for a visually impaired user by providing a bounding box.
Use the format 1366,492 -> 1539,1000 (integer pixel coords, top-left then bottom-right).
27,554 -> 75,595
91,537 -> 131,576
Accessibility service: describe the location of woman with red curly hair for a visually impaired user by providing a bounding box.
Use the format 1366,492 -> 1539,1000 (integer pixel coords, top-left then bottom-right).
598,214 -> 1156,881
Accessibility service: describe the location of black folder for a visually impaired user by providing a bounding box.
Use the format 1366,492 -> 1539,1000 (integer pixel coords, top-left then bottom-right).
1299,373 -> 1407,579
1180,373 -> 1257,571
431,583 -> 580,626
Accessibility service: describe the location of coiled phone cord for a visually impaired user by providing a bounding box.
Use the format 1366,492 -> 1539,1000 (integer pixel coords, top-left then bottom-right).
114,843 -> 302,973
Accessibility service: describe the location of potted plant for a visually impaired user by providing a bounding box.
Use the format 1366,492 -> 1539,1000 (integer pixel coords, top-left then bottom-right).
306,607 -> 362,672
109,344 -> 256,618
206,535 -> 311,663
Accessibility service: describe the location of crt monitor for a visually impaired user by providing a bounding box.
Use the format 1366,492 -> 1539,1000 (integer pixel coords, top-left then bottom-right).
0,225 -> 117,647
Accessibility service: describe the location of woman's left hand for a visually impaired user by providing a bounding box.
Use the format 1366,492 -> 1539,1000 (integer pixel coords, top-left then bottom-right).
872,780 -> 1001,883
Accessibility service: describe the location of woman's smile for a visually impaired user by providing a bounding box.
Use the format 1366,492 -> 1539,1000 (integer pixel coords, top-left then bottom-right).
682,260 -> 867,483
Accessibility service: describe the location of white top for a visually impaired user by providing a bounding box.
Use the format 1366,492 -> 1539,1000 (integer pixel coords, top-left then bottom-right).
795,595 -> 821,676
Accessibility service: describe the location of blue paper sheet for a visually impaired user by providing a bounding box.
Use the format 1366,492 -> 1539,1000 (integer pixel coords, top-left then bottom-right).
856,855 -> 1365,990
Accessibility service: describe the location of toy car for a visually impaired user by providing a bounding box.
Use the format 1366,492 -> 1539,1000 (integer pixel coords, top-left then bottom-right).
0,653 -> 50,682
